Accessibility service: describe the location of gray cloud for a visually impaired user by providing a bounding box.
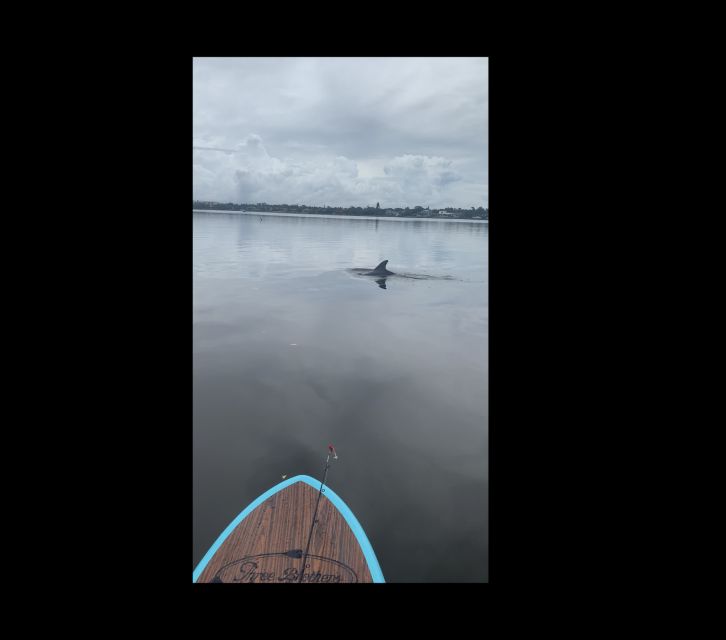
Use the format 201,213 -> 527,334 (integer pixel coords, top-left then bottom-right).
193,57 -> 487,208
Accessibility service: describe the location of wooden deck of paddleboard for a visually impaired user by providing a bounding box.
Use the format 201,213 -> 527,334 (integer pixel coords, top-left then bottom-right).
196,479 -> 374,583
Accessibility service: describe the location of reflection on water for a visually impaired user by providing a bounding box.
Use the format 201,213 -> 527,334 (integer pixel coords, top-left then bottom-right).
194,211 -> 488,582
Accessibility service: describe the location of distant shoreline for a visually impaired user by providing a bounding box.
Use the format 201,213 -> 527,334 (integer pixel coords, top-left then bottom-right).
192,209 -> 489,223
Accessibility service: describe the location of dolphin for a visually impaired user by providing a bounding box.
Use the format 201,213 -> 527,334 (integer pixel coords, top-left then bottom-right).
364,260 -> 395,276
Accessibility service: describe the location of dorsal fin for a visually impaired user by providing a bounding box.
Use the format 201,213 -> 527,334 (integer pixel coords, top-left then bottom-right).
363,260 -> 392,276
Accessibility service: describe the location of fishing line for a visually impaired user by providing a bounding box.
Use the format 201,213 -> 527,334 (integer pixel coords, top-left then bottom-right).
299,445 -> 337,582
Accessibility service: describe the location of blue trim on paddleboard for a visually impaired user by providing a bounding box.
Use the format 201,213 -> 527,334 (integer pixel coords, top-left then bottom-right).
193,474 -> 385,583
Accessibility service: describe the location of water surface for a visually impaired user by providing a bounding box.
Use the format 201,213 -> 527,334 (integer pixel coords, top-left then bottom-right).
193,210 -> 488,582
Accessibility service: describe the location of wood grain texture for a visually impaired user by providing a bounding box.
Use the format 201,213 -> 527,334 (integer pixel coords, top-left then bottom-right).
196,480 -> 373,583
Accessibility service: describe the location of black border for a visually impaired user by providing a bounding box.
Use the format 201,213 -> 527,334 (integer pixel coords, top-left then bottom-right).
68,53 -> 612,604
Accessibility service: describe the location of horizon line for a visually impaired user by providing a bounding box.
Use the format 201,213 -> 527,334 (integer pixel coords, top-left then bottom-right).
192,200 -> 488,210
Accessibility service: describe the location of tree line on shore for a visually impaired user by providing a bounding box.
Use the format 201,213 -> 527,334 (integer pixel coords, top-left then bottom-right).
193,201 -> 488,220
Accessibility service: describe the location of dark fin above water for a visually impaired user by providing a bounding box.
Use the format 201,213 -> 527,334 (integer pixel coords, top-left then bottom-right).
364,260 -> 394,276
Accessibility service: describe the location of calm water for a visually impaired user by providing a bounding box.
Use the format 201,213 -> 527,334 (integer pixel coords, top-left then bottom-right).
193,211 -> 488,582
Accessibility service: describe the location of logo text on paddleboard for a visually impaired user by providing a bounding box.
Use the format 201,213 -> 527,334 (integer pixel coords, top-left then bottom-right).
211,552 -> 358,583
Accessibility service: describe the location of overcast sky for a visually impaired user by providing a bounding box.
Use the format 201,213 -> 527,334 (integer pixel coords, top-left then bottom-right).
193,57 -> 488,209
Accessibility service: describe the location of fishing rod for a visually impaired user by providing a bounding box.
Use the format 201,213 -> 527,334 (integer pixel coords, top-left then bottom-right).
298,444 -> 337,583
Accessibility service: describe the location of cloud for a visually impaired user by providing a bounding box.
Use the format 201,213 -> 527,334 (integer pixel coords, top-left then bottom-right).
193,134 -> 470,208
383,155 -> 462,188
193,58 -> 487,207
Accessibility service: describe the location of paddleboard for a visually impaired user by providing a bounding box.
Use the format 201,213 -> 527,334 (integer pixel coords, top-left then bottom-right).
193,475 -> 384,583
